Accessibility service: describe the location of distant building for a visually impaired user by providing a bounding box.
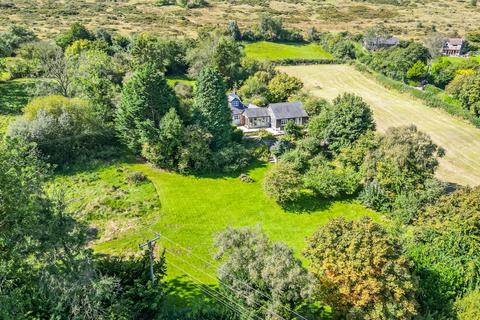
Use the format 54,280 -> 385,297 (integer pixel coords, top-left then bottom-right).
442,38 -> 465,56
363,36 -> 400,51
228,93 -> 246,125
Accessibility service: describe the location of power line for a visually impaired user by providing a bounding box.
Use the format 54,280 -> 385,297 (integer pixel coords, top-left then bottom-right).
160,234 -> 309,320
166,248 -> 267,320
166,258 -> 257,319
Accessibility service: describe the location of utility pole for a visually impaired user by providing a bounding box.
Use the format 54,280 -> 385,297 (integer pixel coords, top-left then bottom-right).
139,233 -> 160,282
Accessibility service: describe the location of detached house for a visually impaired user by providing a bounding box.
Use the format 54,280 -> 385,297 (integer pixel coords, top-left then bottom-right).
228,93 -> 309,131
442,38 -> 465,56
363,36 -> 400,51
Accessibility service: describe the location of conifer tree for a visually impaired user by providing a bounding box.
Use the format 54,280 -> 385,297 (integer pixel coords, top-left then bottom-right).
115,65 -> 178,152
193,66 -> 232,149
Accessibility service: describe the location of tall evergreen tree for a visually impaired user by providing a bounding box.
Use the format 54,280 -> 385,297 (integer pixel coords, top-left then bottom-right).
193,66 -> 232,149
115,65 -> 178,152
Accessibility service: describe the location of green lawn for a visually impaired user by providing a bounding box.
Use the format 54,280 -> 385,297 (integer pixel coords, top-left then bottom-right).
52,158 -> 378,284
244,41 -> 334,61
166,75 -> 195,87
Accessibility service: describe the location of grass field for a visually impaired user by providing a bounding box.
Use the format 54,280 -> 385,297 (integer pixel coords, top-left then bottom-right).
244,41 -> 333,61
52,159 -> 378,284
280,64 -> 480,187
0,78 -> 36,136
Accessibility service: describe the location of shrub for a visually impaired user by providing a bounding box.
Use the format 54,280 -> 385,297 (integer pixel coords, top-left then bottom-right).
213,143 -> 250,173
263,161 -> 303,204
126,171 -> 148,184
7,95 -> 111,165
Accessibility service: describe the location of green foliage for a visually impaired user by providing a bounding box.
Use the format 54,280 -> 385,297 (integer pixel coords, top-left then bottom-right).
193,66 -> 232,149
454,291 -> 480,320
4,57 -> 33,79
142,108 -> 184,169
305,217 -> 418,320
56,22 -> 94,49
303,157 -> 361,199
363,41 -> 430,81
178,125 -> 213,173
363,125 -> 444,202
308,93 -> 375,154
214,226 -> 313,319
0,25 -> 37,57
267,72 -> 303,102
406,60 -> 428,81
408,186 -> 480,317
319,32 -> 356,60
446,71 -> 480,116
115,65 -> 178,153
263,161 -> 303,204
283,120 -> 303,141
7,95 -> 112,165
226,20 -> 241,41
130,33 -> 188,75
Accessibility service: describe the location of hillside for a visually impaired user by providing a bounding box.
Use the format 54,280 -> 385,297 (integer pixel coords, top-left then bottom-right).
1,0 -> 479,40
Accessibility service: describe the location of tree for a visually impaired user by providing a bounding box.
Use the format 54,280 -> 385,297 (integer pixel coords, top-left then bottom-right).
304,217 -> 418,320
193,66 -> 232,149
308,93 -> 375,154
284,120 -> 303,141
408,186 -> 480,317
363,24 -> 392,51
406,60 -> 428,82
115,65 -> 178,152
446,71 -> 480,116
214,227 -> 312,320
226,20 -> 241,41
141,108 -> 184,169
178,125 -> 213,173
263,161 -> 303,204
212,36 -> 243,87
73,49 -> 122,122
56,22 -> 94,49
0,25 -> 37,57
424,33 -> 446,59
363,125 -> 444,200
39,45 -> 77,97
267,73 -> 303,103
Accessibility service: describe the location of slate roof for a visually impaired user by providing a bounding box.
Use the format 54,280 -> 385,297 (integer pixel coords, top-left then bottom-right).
444,38 -> 465,50
243,107 -> 270,118
228,93 -> 241,103
268,101 -> 307,119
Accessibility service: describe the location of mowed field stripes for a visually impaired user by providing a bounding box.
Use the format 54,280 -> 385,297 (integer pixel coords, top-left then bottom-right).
280,64 -> 480,186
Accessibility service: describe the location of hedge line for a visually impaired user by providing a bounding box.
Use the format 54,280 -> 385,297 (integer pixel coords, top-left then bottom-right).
353,62 -> 480,128
271,58 -> 339,66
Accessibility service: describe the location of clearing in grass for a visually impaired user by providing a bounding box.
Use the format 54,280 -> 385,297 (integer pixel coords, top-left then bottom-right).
280,64 -> 480,187
244,41 -> 333,61
52,159 -> 378,284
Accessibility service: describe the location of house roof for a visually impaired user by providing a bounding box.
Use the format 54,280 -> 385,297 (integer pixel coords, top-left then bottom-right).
231,107 -> 243,115
444,38 -> 465,50
228,93 -> 241,103
243,106 -> 270,118
268,101 -> 307,119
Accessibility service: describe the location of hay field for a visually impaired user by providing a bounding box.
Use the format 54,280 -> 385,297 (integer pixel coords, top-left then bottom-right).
280,64 -> 480,187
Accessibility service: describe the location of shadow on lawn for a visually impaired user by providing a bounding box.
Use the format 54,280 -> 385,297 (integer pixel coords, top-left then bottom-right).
282,194 -> 359,214
0,79 -> 36,114
193,160 -> 268,180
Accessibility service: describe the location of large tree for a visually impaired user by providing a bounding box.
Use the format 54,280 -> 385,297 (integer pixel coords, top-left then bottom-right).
193,66 -> 232,149
308,93 -> 375,154
304,217 -> 418,320
214,227 -> 312,320
263,161 -> 303,205
115,65 -> 178,152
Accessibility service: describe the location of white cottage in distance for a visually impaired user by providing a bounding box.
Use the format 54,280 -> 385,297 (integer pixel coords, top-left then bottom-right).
228,93 -> 308,131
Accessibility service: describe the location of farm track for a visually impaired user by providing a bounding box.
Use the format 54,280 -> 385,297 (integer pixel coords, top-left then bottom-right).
280,64 -> 480,186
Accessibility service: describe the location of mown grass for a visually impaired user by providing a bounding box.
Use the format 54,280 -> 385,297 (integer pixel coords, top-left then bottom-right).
52,158 -> 378,284
0,78 -> 36,136
244,41 -> 333,61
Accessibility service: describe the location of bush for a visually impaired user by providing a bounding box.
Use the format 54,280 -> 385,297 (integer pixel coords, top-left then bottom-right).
7,96 -> 112,165
263,161 -> 303,204
5,58 -> 33,79
213,143 -> 250,173
126,171 -> 148,184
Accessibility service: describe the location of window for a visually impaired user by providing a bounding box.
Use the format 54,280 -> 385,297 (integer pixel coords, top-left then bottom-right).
233,114 -> 240,120
280,119 -> 288,125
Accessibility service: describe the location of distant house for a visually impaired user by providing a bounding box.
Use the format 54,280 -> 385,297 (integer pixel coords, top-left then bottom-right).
442,38 -> 465,56
228,93 -> 246,125
363,36 -> 400,51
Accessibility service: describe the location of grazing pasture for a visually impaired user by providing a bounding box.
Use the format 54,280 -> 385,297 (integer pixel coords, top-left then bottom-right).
280,64 -> 480,186
52,159 -> 378,284
244,41 -> 333,61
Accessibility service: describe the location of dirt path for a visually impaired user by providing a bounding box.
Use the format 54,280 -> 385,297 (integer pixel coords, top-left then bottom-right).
280,64 -> 480,186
